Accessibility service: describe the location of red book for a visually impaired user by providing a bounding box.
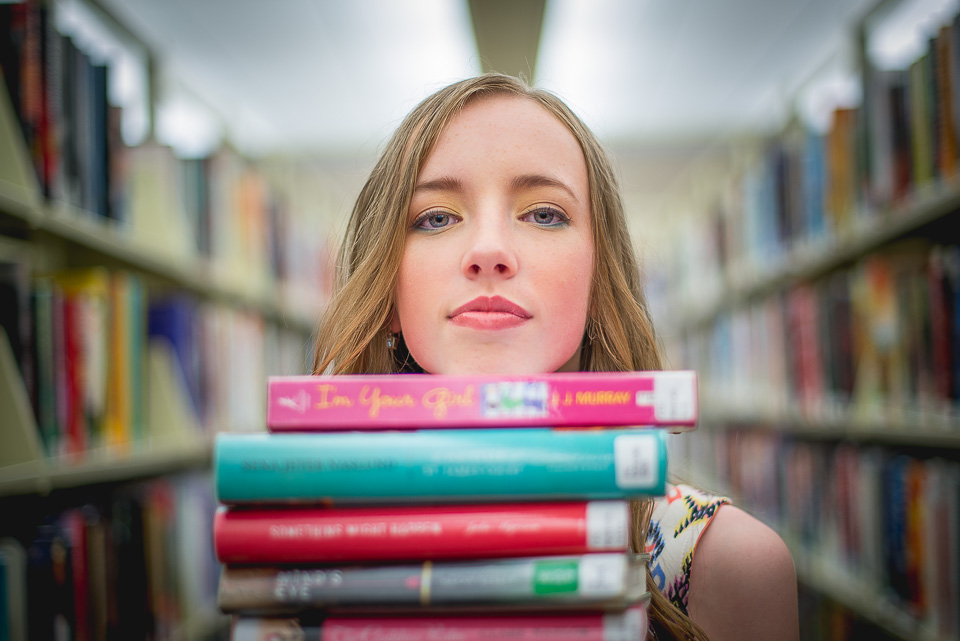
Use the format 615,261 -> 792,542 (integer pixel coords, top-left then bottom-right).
214,501 -> 630,565
267,371 -> 697,431
230,605 -> 648,641
64,509 -> 88,641
62,296 -> 86,455
928,248 -> 953,405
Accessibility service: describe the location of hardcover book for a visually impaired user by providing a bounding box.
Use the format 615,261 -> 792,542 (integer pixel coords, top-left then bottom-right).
267,370 -> 697,431
230,605 -> 648,641
214,501 -> 630,565
215,429 -> 667,505
218,552 -> 649,614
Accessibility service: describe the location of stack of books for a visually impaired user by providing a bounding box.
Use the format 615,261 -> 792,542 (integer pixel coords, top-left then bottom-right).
212,371 -> 698,640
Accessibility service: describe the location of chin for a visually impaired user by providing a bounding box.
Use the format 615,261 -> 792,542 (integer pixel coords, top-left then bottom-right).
426,354 -> 577,376
408,340 -> 582,376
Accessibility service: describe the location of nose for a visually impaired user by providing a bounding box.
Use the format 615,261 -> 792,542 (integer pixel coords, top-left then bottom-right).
461,216 -> 518,278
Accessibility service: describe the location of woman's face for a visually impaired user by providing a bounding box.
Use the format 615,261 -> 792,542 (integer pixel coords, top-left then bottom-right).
394,95 -> 594,375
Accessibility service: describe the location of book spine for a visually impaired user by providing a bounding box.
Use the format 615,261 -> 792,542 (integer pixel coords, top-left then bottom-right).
267,371 -> 697,430
215,429 -> 667,505
214,501 -> 629,565
230,606 -> 647,641
218,553 -> 646,613
62,295 -> 85,455
32,277 -> 57,456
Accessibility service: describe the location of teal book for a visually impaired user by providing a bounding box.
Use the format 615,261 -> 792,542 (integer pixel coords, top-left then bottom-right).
215,428 -> 667,505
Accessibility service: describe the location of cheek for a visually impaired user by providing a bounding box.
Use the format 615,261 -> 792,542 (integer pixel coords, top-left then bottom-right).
541,245 -> 594,338
395,259 -> 429,328
394,250 -> 447,369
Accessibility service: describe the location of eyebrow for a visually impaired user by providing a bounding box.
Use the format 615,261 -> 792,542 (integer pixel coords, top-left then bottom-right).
413,173 -> 581,204
510,174 -> 580,204
413,176 -> 464,195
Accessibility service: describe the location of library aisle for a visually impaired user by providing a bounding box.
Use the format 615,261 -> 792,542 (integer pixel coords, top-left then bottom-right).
1,0 -> 959,640
0,2 -> 335,639
644,2 -> 960,640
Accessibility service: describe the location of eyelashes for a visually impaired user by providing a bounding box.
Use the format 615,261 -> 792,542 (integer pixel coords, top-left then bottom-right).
520,207 -> 570,227
412,210 -> 462,230
411,206 -> 570,231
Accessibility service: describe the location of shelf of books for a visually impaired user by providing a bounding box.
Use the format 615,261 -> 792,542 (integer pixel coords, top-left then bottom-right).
0,198 -> 318,336
652,3 -> 960,639
668,425 -> 959,641
0,470 -> 230,641
667,174 -> 960,335
0,2 -> 325,639
0,80 -> 323,336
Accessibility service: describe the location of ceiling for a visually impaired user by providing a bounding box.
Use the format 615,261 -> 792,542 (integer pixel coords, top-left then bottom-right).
63,0 -> 960,173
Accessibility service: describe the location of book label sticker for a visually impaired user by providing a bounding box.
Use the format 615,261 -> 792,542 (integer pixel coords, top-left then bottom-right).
652,372 -> 696,422
585,501 -> 628,550
578,553 -> 626,597
481,381 -> 549,418
604,607 -> 645,641
613,434 -> 658,489
532,560 -> 579,595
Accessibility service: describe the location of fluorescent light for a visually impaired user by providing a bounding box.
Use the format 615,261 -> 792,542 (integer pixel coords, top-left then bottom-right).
156,89 -> 224,158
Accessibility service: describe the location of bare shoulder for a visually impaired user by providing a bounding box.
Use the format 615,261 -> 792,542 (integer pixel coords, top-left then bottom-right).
687,504 -> 799,641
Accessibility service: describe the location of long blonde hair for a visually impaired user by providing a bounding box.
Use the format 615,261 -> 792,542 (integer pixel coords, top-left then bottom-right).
312,73 -> 707,640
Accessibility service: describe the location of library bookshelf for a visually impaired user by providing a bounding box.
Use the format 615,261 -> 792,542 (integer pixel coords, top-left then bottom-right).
652,1 -> 960,638
0,2 -> 325,640
648,0 -> 960,639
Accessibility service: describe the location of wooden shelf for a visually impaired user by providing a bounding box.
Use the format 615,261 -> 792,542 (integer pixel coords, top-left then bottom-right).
668,467 -> 951,641
0,184 -> 317,334
0,323 -> 221,497
670,177 -> 960,334
698,399 -> 960,448
0,438 -> 214,498
789,538 -> 943,641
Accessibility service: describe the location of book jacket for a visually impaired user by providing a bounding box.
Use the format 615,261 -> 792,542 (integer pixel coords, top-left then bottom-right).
218,552 -> 649,613
267,371 -> 697,430
214,501 -> 630,564
230,605 -> 648,641
215,429 -> 667,505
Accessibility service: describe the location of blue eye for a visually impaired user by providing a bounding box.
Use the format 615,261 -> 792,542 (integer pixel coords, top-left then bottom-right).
413,210 -> 460,230
522,207 -> 569,227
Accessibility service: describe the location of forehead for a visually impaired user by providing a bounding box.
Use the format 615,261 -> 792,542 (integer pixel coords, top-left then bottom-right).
421,95 -> 588,181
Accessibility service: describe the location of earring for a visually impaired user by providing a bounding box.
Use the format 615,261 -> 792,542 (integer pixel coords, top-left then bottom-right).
386,333 -> 398,350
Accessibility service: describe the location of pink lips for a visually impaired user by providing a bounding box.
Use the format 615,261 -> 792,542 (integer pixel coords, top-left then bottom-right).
448,296 -> 532,330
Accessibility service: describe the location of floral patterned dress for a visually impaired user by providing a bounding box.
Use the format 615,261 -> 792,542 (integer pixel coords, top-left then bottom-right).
646,483 -> 730,614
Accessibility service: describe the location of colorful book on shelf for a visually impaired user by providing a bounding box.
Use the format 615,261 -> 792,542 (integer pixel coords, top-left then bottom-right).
825,106 -> 859,235
54,268 -> 113,454
25,523 -> 74,641
229,605 -> 648,641
909,53 -> 935,189
935,23 -> 959,179
215,429 -> 667,505
267,370 -> 697,431
218,552 -> 649,615
37,268 -> 147,455
148,294 -> 205,422
214,500 -> 630,565
32,277 -> 58,456
0,537 -> 27,641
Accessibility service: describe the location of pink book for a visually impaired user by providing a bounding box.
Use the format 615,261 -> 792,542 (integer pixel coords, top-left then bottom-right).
213,501 -> 630,564
231,605 -> 648,641
267,370 -> 697,431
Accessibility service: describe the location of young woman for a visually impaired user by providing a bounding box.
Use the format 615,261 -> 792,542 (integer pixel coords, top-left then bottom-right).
312,73 -> 799,640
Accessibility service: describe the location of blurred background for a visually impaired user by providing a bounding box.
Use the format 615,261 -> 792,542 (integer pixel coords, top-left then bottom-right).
1,0 -> 960,639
